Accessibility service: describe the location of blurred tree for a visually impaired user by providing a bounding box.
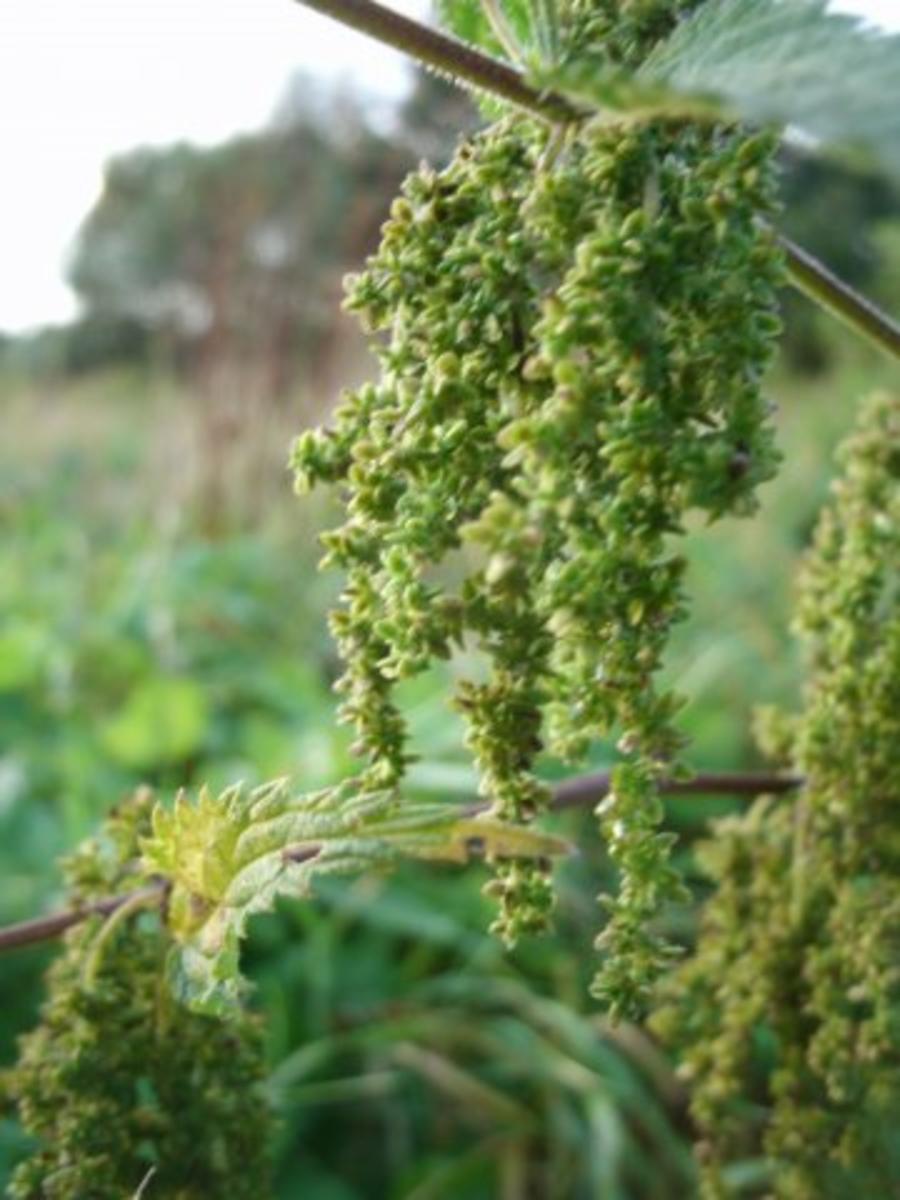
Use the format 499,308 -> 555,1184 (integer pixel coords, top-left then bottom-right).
66,72 -> 475,407
60,71 -> 477,530
393,66 -> 480,161
0,317 -> 149,380
68,85 -> 402,403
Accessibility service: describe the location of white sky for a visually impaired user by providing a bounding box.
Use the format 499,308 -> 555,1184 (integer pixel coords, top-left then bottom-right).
0,0 -> 896,333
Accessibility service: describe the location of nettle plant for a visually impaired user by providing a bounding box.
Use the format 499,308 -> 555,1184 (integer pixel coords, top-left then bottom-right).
2,1 -> 899,1196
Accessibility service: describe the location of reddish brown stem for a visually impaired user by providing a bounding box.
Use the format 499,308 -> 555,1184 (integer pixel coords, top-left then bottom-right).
0,883 -> 167,954
549,768 -> 802,813
292,0 -> 900,363
0,771 -> 800,954
291,0 -> 576,121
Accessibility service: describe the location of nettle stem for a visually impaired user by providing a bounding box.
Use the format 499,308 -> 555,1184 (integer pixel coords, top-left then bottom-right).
779,237 -> 900,360
0,771 -> 800,954
0,882 -> 167,954
547,768 -> 802,813
290,0 -> 900,363
292,0 -> 575,120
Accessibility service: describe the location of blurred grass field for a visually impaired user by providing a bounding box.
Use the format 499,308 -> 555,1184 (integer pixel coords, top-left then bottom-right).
0,318 -> 896,1195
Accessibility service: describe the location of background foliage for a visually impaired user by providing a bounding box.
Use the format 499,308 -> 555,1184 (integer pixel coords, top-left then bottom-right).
0,55 -> 898,1199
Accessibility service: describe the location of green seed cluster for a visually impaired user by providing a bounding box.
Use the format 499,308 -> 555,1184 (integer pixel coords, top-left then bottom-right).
653,392 -> 900,1197
293,5 -> 782,1014
561,0 -> 704,68
4,793 -> 272,1199
294,117 -> 560,946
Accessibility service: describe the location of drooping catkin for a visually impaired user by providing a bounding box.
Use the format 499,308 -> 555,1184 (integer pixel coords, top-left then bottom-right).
293,0 -> 783,1015
5,793 -> 272,1199
653,392 -> 900,1197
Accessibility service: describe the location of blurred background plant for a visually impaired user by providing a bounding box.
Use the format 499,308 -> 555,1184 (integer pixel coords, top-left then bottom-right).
0,48 -> 898,1198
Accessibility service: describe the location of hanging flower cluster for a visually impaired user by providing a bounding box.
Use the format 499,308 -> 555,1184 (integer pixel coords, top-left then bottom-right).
4,793 -> 272,1199
293,1 -> 783,1016
653,391 -> 900,1197
561,0 -> 706,68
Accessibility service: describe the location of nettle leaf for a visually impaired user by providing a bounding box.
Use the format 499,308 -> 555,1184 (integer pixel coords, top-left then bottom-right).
538,0 -> 900,180
142,779 -> 570,1015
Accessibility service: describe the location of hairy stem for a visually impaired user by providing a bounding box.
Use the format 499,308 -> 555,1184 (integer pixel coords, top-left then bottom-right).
548,768 -> 802,813
291,0 -> 900,363
0,771 -> 799,954
0,882 -> 167,954
290,0 -> 575,120
779,235 -> 900,360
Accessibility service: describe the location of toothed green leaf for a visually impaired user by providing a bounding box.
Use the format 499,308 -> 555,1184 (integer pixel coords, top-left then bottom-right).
537,0 -> 900,180
143,779 -> 570,1014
